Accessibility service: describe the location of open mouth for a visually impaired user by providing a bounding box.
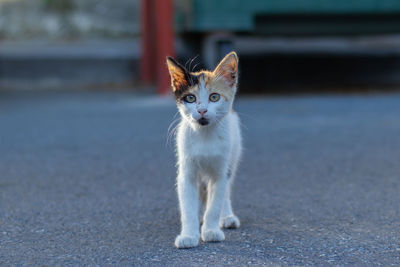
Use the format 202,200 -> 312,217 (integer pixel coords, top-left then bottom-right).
198,118 -> 209,126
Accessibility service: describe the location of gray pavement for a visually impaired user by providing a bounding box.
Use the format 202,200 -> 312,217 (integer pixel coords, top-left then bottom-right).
1,90 -> 400,266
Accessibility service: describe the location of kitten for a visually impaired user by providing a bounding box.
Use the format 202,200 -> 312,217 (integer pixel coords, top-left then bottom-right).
166,52 -> 242,248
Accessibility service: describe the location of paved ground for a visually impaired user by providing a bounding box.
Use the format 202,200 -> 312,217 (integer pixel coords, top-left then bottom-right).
1,90 -> 400,266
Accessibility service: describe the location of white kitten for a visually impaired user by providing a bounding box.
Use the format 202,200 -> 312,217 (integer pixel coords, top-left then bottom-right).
166,52 -> 242,248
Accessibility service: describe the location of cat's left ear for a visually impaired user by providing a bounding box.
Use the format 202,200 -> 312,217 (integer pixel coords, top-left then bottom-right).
166,56 -> 190,93
213,51 -> 238,88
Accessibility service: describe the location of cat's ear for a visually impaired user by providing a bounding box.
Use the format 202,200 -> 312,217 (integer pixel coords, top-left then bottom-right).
213,51 -> 238,88
166,56 -> 190,93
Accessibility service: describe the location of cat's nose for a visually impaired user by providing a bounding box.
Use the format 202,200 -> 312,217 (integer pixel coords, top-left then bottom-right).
198,109 -> 207,116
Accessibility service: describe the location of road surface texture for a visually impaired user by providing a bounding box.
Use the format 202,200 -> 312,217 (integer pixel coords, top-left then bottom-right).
1,91 -> 400,266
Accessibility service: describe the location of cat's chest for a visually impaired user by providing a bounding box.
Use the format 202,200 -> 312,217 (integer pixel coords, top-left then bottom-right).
184,131 -> 229,160
191,136 -> 226,157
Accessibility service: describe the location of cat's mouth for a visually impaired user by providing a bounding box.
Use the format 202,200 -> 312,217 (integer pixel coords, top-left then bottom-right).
197,118 -> 209,126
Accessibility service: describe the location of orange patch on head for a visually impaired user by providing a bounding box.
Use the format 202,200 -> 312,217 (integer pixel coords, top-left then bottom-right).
190,68 -> 236,101
166,52 -> 239,101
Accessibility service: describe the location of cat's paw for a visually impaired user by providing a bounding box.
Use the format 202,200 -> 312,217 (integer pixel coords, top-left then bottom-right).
219,215 -> 240,229
201,228 -> 225,242
174,235 -> 200,249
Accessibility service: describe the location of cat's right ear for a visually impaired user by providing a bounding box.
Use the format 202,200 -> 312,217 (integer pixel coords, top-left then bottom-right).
166,57 -> 189,93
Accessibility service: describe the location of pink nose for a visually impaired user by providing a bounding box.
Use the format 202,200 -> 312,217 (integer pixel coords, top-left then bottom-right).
198,109 -> 207,116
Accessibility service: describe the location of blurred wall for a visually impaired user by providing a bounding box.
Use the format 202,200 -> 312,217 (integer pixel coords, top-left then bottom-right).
0,0 -> 140,40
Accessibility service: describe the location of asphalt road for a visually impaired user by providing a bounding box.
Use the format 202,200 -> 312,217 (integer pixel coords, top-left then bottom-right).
1,91 -> 400,266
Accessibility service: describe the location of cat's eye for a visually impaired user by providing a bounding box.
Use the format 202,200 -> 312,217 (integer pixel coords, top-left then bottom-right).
183,94 -> 196,103
209,93 -> 220,102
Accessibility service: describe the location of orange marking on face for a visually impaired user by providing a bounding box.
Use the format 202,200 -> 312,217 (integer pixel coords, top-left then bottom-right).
178,69 -> 235,102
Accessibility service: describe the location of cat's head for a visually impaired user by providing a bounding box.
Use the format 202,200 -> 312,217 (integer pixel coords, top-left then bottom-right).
166,52 -> 239,127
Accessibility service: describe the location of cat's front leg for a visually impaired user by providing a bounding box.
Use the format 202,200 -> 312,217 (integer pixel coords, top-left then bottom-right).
201,175 -> 228,242
219,178 -> 240,229
175,166 -> 200,248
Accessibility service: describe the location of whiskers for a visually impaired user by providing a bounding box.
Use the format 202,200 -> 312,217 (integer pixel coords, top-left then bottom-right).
214,110 -> 250,132
234,111 -> 253,131
213,111 -> 230,129
185,55 -> 199,72
191,62 -> 200,73
166,112 -> 181,147
184,55 -> 201,87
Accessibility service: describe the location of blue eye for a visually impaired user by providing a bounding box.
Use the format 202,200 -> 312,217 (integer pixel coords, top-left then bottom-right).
209,93 -> 220,102
183,94 -> 196,103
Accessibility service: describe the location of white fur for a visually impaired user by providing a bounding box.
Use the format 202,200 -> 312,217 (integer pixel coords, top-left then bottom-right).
174,85 -> 242,249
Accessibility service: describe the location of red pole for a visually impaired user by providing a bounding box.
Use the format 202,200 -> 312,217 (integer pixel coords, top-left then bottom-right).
154,0 -> 175,95
140,0 -> 154,84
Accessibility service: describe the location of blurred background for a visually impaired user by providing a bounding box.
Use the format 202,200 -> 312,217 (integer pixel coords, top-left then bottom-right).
2,2 -> 400,265
1,0 -> 400,93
